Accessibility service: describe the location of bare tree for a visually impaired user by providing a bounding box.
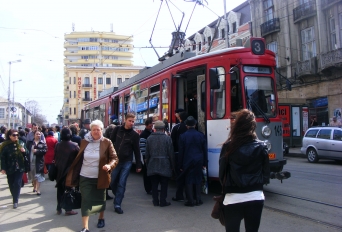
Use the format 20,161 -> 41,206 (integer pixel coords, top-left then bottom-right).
26,100 -> 47,125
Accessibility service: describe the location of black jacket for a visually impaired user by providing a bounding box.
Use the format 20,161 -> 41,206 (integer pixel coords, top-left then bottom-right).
27,140 -> 47,174
170,122 -> 187,152
110,125 -> 142,169
219,140 -> 270,194
79,128 -> 89,139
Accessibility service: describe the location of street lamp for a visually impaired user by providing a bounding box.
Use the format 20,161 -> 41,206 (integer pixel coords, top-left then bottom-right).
7,59 -> 21,128
12,79 -> 22,129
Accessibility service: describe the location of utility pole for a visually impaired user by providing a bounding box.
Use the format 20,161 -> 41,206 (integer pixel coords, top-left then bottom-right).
7,60 -> 21,128
223,0 -> 229,48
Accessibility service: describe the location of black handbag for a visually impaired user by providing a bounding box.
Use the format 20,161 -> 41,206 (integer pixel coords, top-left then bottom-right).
48,162 -> 57,181
60,188 -> 82,209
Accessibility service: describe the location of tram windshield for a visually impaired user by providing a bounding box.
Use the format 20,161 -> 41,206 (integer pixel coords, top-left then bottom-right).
244,76 -> 276,118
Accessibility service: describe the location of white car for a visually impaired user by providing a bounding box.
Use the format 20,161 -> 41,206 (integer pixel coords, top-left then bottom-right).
301,127 -> 342,163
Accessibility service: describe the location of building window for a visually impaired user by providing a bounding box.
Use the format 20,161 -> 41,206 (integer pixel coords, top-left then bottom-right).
98,77 -> 103,84
98,91 -> 102,98
264,0 -> 274,21
267,41 -> 278,67
74,107 -> 76,115
74,77 -> 76,84
192,42 -> 196,51
74,91 -> 76,98
117,78 -> 122,85
232,22 -> 237,33
0,108 -> 4,119
125,78 -> 130,82
70,108 -> 72,115
84,77 -> 90,84
198,42 -> 201,51
69,77 -> 71,84
208,36 -> 212,45
106,78 -> 111,84
70,91 -> 71,98
301,27 -> 316,60
85,91 -> 90,99
221,28 -> 225,39
330,17 -> 337,50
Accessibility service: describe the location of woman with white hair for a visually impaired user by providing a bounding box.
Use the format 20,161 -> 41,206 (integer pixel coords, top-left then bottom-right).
66,120 -> 119,232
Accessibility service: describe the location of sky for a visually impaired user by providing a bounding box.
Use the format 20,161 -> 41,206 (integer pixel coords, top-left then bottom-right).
0,0 -> 245,124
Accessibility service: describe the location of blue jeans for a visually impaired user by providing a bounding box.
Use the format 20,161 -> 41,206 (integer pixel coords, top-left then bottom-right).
110,161 -> 132,208
7,170 -> 23,204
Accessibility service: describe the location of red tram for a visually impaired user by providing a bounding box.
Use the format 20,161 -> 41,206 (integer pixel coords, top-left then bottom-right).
84,37 -> 289,180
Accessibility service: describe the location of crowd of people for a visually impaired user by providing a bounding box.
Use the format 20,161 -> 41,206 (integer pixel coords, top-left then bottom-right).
0,108 -> 271,232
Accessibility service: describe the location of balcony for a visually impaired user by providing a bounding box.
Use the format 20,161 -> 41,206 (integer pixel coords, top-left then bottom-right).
82,84 -> 92,88
260,18 -> 280,37
293,0 -> 316,24
321,0 -> 340,10
320,48 -> 342,71
296,57 -> 317,77
82,98 -> 92,102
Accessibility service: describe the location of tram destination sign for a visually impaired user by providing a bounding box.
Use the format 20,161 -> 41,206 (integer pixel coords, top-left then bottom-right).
243,66 -> 271,74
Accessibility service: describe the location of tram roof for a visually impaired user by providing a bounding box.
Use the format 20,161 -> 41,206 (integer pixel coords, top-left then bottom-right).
118,46 -> 245,91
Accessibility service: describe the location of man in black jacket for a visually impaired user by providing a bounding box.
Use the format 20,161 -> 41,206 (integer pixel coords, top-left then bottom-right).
110,113 -> 142,214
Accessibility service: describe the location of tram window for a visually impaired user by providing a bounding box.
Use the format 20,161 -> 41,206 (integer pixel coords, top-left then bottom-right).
210,67 -> 226,119
149,84 -> 160,121
162,79 -> 169,121
136,88 -> 149,124
119,96 -> 123,124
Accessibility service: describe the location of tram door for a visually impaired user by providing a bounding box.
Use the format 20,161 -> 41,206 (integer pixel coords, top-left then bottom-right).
197,75 -> 206,135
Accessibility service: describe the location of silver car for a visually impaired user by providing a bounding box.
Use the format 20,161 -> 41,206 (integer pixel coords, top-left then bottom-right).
301,127 -> 342,163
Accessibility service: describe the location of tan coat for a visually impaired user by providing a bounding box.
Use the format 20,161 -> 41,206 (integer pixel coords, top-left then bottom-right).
65,137 -> 119,189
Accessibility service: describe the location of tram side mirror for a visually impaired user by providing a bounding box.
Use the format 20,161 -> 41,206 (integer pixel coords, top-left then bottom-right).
209,68 -> 220,89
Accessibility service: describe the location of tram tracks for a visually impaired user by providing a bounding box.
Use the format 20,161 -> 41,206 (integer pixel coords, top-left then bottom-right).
265,190 -> 342,230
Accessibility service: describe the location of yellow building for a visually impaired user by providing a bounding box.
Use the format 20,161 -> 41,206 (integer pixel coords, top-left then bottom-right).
63,31 -> 144,125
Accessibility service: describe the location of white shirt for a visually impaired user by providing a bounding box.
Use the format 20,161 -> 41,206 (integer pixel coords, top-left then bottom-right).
80,140 -> 100,178
223,191 -> 265,205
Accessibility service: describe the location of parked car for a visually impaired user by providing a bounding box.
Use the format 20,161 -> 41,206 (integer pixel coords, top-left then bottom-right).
301,127 -> 342,163
283,142 -> 289,155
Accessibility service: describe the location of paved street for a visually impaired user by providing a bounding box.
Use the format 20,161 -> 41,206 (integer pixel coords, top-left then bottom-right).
1,152 -> 342,232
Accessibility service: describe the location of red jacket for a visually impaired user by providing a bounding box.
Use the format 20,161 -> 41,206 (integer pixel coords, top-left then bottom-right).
45,135 -> 58,164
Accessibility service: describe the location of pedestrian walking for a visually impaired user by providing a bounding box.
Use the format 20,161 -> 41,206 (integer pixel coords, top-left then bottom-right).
103,124 -> 117,200
66,120 -> 119,232
219,109 -> 270,232
70,124 -> 82,146
178,116 -> 207,207
140,117 -> 153,195
145,120 -> 174,207
79,119 -> 91,139
26,123 -> 45,144
54,128 -> 80,216
27,130 -> 47,196
110,113 -> 142,214
171,111 -> 188,202
18,129 -> 27,144
0,129 -> 28,209
45,131 -> 58,173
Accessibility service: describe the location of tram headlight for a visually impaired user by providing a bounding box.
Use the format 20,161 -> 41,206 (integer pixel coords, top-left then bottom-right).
261,125 -> 272,138
264,140 -> 272,151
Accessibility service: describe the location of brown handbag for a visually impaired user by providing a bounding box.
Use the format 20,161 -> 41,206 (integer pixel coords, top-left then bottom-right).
211,195 -> 225,226
211,163 -> 227,227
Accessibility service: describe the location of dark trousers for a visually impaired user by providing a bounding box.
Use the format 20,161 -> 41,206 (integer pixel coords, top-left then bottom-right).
224,200 -> 264,232
175,169 -> 185,200
56,181 -> 71,211
7,170 -> 23,204
185,184 -> 201,203
142,163 -> 152,193
150,175 -> 169,205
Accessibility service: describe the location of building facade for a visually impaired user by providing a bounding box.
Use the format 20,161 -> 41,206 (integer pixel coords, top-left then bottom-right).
250,0 -> 342,146
184,1 -> 252,54
0,97 -> 32,129
63,31 -> 144,125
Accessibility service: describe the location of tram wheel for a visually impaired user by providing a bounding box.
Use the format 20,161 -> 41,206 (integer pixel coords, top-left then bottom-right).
307,148 -> 319,163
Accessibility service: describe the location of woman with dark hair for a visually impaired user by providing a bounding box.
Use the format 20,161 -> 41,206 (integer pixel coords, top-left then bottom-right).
27,130 -> 47,195
70,125 -> 81,147
219,109 -> 270,232
55,128 -> 80,215
0,129 -> 28,208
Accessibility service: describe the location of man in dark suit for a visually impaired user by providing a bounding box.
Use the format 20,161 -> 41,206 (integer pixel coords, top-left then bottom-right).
79,119 -> 91,139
